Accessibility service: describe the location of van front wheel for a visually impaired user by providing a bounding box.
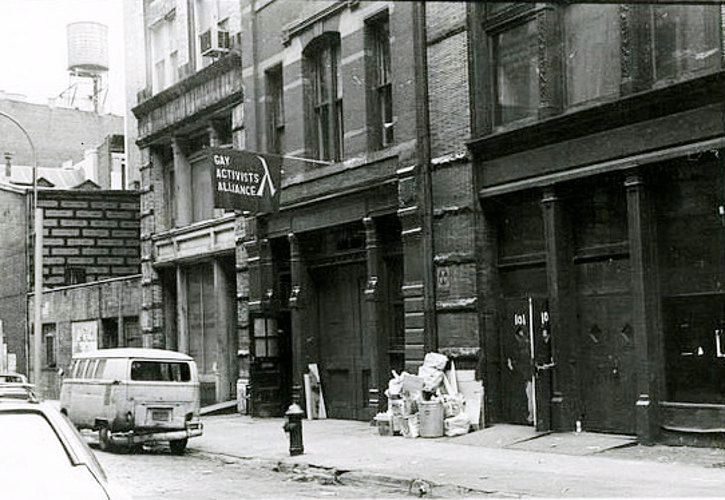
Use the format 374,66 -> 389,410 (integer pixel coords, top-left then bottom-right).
98,427 -> 112,452
169,438 -> 187,455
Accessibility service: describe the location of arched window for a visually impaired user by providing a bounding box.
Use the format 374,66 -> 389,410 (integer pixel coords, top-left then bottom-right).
304,33 -> 343,162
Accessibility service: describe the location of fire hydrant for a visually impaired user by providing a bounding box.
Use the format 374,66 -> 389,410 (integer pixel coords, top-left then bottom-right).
283,401 -> 305,456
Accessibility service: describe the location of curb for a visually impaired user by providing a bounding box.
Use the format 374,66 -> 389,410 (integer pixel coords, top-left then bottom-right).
191,449 -> 510,497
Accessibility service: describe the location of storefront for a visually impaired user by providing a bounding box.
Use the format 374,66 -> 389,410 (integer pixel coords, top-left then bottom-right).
472,73 -> 725,442
246,189 -> 404,420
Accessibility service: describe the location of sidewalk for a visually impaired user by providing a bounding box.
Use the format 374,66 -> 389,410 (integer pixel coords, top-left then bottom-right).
192,414 -> 725,497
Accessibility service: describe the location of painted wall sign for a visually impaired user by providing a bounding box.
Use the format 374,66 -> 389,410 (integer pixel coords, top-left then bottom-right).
209,148 -> 282,213
71,320 -> 98,355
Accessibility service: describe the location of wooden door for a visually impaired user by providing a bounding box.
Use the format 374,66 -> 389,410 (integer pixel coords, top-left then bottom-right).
576,258 -> 636,434
499,297 -> 552,429
532,298 -> 553,432
315,263 -> 369,420
250,312 -> 291,417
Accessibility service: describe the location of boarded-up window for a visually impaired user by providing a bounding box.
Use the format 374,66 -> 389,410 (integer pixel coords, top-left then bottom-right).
192,156 -> 213,222
187,263 -> 217,373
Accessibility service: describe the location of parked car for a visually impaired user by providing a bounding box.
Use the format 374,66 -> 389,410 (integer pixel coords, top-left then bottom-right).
60,348 -> 203,454
0,397 -> 129,499
0,372 -> 28,384
0,382 -> 38,400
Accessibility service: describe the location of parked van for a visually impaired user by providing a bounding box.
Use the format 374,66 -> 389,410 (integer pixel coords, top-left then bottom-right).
60,348 -> 203,454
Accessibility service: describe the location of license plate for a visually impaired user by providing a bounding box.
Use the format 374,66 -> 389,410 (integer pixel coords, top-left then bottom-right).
151,409 -> 171,421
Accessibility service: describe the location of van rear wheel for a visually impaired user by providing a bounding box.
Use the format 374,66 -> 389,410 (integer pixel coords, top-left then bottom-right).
98,427 -> 113,452
169,438 -> 187,455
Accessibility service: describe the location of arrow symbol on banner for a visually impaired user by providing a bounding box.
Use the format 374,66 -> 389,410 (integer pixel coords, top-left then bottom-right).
256,155 -> 277,197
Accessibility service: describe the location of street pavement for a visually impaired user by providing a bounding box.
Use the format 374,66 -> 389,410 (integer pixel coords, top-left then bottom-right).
191,414 -> 725,498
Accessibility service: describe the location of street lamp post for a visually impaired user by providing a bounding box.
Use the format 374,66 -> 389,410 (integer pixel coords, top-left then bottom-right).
0,111 -> 43,392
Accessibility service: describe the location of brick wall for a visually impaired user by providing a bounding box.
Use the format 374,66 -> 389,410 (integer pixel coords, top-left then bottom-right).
427,30 -> 471,158
0,187 -> 29,374
38,191 -> 140,287
29,275 -> 142,399
0,99 -> 123,168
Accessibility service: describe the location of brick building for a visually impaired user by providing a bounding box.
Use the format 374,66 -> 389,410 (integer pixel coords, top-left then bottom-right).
124,0 -> 725,446
0,184 -> 140,392
0,95 -> 124,175
127,0 -> 244,407
465,3 -> 725,446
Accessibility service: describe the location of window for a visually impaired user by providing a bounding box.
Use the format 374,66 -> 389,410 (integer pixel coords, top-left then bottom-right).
367,13 -> 393,149
102,318 -> 119,349
43,324 -> 56,368
266,65 -> 285,154
130,361 -> 191,382
124,317 -> 142,347
150,12 -> 177,93
93,359 -> 106,379
564,4 -> 620,107
305,33 -> 343,162
65,267 -> 86,285
652,5 -> 721,83
253,317 -> 279,358
493,19 -> 539,126
191,155 -> 213,222
82,359 -> 97,379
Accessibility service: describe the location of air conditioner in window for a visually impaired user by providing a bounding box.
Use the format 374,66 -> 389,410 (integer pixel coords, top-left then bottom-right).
200,29 -> 230,57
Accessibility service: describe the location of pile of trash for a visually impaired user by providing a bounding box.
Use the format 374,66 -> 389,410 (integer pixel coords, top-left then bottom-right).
374,352 -> 483,439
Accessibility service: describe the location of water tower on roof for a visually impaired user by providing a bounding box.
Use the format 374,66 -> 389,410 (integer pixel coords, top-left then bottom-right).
63,22 -> 109,113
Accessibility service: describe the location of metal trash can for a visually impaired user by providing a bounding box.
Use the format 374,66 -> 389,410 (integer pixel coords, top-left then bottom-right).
418,400 -> 444,438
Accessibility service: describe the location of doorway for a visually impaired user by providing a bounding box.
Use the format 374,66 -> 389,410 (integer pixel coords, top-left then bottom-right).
314,262 -> 370,420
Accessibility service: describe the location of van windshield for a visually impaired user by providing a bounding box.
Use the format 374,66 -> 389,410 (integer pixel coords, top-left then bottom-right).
130,361 -> 191,382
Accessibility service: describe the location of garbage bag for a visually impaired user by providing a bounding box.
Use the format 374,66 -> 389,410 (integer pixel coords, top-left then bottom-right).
418,365 -> 444,392
444,412 -> 471,437
423,352 -> 448,371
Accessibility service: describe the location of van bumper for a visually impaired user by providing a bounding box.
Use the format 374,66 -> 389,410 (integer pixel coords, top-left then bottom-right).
111,421 -> 203,446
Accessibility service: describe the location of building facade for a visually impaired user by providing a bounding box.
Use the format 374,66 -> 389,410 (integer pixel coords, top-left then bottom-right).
466,3 -> 725,445
129,0 -> 244,407
0,185 -> 140,389
0,95 -> 124,172
126,0 -> 725,445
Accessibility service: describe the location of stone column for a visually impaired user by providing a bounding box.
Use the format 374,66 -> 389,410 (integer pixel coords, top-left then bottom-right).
214,259 -> 232,402
288,233 -> 307,391
363,217 -> 384,414
541,186 -> 579,431
625,172 -> 663,444
397,165 -> 427,372
139,145 -> 159,348
171,137 -> 193,227
176,267 -> 189,354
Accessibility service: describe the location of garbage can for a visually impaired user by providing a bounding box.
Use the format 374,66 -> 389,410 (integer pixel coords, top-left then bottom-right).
418,400 -> 444,438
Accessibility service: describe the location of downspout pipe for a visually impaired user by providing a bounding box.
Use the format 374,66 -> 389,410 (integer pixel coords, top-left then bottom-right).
412,2 -> 437,352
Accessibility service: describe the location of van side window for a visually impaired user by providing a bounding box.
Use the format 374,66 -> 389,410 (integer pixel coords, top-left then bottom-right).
130,361 -> 191,382
82,360 -> 97,379
73,360 -> 86,378
93,360 -> 107,379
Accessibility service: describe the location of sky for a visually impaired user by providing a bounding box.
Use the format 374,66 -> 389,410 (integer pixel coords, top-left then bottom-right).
0,0 -> 126,116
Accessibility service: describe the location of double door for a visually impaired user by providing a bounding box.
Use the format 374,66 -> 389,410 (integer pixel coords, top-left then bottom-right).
500,297 -> 552,431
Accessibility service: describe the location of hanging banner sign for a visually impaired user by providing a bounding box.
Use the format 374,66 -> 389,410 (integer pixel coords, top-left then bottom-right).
210,148 -> 282,213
